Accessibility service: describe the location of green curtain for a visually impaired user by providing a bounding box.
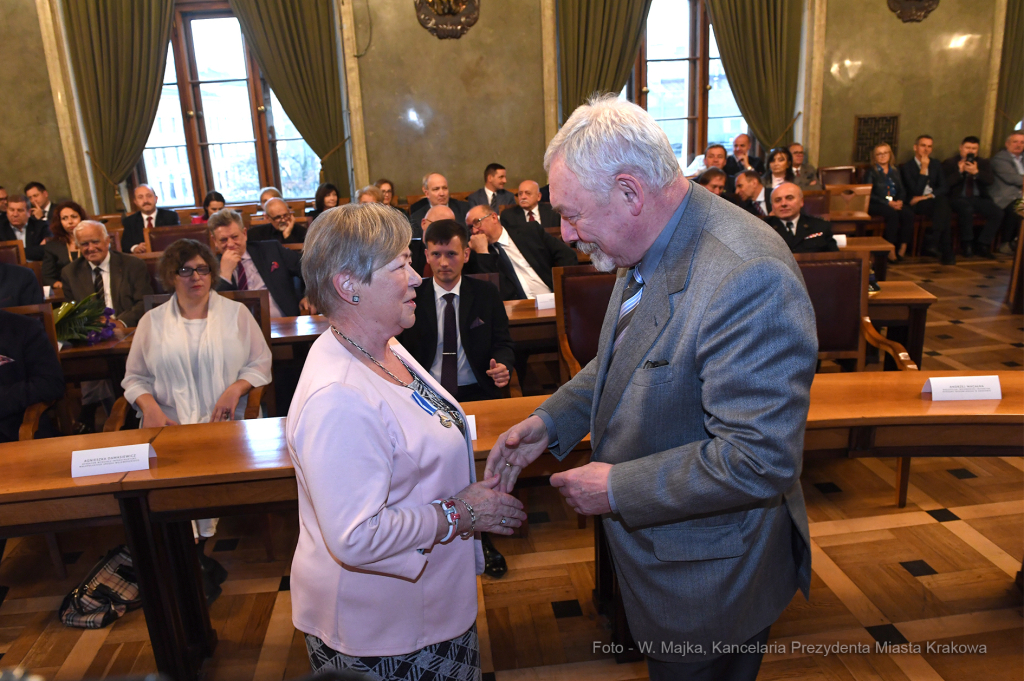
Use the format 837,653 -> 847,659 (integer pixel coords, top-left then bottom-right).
705,0 -> 803,149
229,0 -> 349,197
993,0 -> 1023,150
62,0 -> 173,214
557,0 -> 654,123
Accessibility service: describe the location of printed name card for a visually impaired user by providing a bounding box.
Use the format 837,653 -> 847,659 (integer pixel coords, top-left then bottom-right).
71,443 -> 155,478
833,234 -> 847,248
922,375 -> 1002,401
466,414 -> 478,441
535,293 -> 555,310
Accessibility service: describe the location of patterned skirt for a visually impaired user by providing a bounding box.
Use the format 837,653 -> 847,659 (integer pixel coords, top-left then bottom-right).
305,625 -> 481,681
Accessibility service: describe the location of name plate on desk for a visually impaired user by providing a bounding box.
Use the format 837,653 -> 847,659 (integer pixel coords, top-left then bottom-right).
922,375 -> 1002,401
71,443 -> 155,478
535,293 -> 555,310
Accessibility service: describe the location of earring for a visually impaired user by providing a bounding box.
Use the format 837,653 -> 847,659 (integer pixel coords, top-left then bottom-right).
352,295 -> 359,303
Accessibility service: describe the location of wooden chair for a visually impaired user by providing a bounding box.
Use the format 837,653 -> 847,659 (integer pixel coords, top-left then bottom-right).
802,190 -> 830,218
174,207 -> 205,224
826,185 -> 872,219
26,261 -> 44,288
552,265 -> 617,382
498,202 -> 516,213
233,203 -> 262,228
0,240 -> 26,265
449,191 -> 471,202
144,224 -> 212,252
286,200 -> 306,215
819,166 -> 858,187
135,252 -> 166,293
794,251 -> 917,372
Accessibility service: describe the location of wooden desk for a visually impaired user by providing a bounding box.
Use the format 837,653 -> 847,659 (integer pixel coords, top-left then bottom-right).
868,280 -> 937,368
842,236 -> 895,280
58,327 -> 135,385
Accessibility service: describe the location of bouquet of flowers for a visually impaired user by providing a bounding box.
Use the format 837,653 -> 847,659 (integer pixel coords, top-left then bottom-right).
54,293 -> 117,345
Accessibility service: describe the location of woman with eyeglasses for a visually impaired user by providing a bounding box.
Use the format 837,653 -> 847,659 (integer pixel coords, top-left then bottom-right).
375,178 -> 405,214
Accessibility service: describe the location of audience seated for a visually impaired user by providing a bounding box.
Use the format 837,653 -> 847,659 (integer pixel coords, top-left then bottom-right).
864,143 -> 915,261
0,186 -> 8,230
308,183 -> 339,221
193,191 -> 226,224
248,197 -> 307,244
2,194 -> 50,261
724,133 -> 765,176
899,134 -> 955,264
0,262 -> 44,307
942,136 -> 1003,258
356,185 -> 383,203
465,203 -> 577,300
0,309 -> 65,443
409,173 -> 469,237
501,180 -> 561,229
467,163 -> 516,210
789,143 -> 818,189
696,167 -> 729,198
374,178 -> 401,211
209,208 -> 312,317
762,147 -> 796,189
682,143 -> 727,177
990,130 -> 1023,253
42,201 -> 88,286
766,182 -> 838,253
734,170 -> 771,218
259,186 -> 282,208
61,221 -> 152,327
24,181 -> 53,222
121,184 -> 180,254
397,219 -> 515,403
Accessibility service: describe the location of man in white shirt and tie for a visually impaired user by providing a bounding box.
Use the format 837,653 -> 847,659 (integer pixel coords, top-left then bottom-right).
121,184 -> 180,254
735,170 -> 771,220
501,181 -> 561,229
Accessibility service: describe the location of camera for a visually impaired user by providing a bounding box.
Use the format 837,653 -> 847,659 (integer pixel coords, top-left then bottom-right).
965,153 -> 977,163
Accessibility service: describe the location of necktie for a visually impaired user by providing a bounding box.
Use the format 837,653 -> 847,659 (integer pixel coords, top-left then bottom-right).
440,292 -> 458,396
146,216 -> 154,230
613,268 -> 645,352
754,201 -> 766,218
527,210 -> 536,222
964,172 -> 974,198
92,265 -> 105,306
787,221 -> 796,236
489,192 -> 498,210
234,262 -> 248,290
490,243 -> 527,299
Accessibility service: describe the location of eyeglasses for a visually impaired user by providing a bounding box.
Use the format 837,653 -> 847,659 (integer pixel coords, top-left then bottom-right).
177,265 -> 212,277
267,212 -> 292,223
471,213 -> 496,226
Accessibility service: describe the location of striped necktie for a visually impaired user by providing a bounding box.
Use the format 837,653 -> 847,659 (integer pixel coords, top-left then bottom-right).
613,267 -> 645,352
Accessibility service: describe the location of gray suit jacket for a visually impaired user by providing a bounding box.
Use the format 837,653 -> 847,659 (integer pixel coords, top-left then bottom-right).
989,149 -> 1023,209
537,183 -> 816,661
60,251 -> 153,328
794,162 -> 819,190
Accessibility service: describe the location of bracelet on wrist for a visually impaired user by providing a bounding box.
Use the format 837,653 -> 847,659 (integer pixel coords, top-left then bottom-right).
451,496 -> 476,539
431,499 -> 460,543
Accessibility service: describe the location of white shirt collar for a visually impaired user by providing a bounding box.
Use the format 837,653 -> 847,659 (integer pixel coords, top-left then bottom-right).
433,275 -> 462,303
11,222 -> 27,234
142,209 -> 158,220
497,227 -> 512,247
756,188 -> 766,204
91,252 -> 111,272
484,187 -> 494,203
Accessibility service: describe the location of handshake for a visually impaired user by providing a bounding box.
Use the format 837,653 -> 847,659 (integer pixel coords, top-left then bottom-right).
485,414 -> 614,516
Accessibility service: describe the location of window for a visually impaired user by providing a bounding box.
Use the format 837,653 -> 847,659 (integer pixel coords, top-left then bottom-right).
627,0 -> 746,164
140,6 -> 321,206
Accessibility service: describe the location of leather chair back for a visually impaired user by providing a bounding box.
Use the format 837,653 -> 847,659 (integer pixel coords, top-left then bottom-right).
0,240 -> 26,265
143,289 -> 271,344
136,252 -> 166,293
795,251 -> 869,369
553,265 -> 617,380
819,166 -> 858,187
146,225 -> 212,252
802,191 -> 830,218
3,303 -> 59,355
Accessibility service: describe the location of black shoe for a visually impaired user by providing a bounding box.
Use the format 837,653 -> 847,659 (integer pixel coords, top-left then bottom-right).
201,568 -> 223,604
481,534 -> 507,578
961,243 -> 974,258
975,244 -> 995,259
921,247 -> 939,259
198,551 -> 229,585
940,255 -> 957,266
72,420 -> 94,435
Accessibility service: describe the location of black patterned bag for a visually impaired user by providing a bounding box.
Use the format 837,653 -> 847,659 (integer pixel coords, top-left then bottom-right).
59,545 -> 142,628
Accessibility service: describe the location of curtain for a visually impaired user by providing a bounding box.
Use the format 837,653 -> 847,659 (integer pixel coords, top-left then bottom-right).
229,0 -> 349,197
557,0 -> 654,123
62,0 -> 173,214
705,0 -> 803,149
993,0 -> 1023,150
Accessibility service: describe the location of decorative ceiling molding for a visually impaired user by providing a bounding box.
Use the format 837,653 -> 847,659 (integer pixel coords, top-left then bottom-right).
415,0 -> 480,39
887,0 -> 940,22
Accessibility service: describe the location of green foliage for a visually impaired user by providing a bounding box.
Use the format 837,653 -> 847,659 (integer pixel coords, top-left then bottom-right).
54,293 -> 112,343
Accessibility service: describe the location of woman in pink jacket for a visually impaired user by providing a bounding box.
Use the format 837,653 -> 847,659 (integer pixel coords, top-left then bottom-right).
287,203 -> 525,681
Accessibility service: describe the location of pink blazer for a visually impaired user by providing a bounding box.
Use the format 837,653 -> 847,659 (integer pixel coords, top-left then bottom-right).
286,331 -> 484,657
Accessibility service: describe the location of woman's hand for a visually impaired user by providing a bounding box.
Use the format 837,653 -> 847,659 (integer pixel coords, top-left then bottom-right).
136,394 -> 178,428
211,380 -> 251,422
453,475 -> 526,536
890,200 -> 904,211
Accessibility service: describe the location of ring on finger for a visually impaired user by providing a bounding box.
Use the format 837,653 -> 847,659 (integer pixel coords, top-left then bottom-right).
500,517 -> 507,525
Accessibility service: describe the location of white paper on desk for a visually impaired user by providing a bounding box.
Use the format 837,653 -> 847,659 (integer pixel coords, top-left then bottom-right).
535,293 -> 555,310
922,375 -> 1002,401
43,285 -> 51,298
833,234 -> 847,248
466,414 -> 478,441
71,443 -> 155,478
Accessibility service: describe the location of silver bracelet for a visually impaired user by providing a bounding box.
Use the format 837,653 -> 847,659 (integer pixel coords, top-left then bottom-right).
451,496 -> 476,539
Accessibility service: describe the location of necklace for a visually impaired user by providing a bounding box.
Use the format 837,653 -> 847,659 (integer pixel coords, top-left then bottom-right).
331,325 -> 409,387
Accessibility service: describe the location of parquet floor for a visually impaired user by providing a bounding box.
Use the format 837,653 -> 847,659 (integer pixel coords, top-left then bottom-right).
1,253 -> 1021,681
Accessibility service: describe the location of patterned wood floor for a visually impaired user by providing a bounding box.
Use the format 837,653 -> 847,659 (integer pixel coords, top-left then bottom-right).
1,253 -> 1021,681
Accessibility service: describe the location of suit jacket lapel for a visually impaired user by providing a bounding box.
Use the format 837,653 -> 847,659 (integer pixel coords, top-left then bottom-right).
108,254 -> 120,308
419,282 -> 439,365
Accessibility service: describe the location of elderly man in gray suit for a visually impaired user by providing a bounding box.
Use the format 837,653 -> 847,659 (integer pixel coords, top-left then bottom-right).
486,95 -> 817,681
990,130 -> 1024,252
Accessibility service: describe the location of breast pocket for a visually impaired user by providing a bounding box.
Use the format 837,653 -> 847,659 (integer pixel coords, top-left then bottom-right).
632,363 -> 677,387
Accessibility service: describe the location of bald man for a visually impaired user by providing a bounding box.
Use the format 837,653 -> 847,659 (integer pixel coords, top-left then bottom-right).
766,182 -> 838,253
500,180 -> 561,230
121,184 -> 180,254
408,173 -> 469,238
725,134 -> 765,177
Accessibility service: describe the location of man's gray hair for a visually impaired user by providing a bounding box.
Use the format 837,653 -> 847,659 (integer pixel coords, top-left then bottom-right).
73,220 -> 108,241
544,94 -> 680,195
303,203 -> 412,317
421,172 -> 444,191
207,208 -> 244,233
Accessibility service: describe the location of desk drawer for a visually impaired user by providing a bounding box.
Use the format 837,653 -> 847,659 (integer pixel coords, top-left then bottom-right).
147,477 -> 298,514
0,494 -> 120,527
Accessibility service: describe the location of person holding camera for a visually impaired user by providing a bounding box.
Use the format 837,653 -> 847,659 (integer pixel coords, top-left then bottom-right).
942,136 -> 1003,258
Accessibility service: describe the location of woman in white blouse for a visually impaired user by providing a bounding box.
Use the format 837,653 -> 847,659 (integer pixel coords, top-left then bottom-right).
122,238 -> 272,427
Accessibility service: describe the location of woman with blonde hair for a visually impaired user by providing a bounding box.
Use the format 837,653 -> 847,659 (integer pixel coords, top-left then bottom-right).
863,143 -> 914,261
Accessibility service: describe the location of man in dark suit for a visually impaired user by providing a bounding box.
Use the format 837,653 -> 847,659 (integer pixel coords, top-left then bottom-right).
500,180 -> 561,230
2,195 -> 50,261
734,170 -> 772,219
466,203 -> 578,301
208,208 -> 312,317
408,173 -> 469,237
60,221 -> 152,327
121,184 -> 180,254
24,181 -> 54,222
399,219 -> 514,403
900,134 -> 955,264
942,136 -> 1003,258
724,133 -> 765,176
767,182 -> 838,253
0,186 -> 9,230
467,163 -> 516,210
0,310 -> 65,443
0,262 -> 44,307
248,197 -> 307,244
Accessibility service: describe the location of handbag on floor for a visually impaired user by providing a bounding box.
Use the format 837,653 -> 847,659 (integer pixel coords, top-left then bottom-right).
59,545 -> 142,628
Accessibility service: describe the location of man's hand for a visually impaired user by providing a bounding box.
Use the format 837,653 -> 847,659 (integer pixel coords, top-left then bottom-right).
485,415 -> 550,492
220,248 -> 242,281
550,462 -> 613,516
281,222 -> 294,240
890,200 -> 904,210
736,153 -> 750,169
909,195 -> 932,206
299,296 -> 317,315
469,233 -> 490,254
131,243 -> 148,254
964,161 -> 979,176
919,157 -> 930,173
31,206 -> 44,220
486,359 -> 509,388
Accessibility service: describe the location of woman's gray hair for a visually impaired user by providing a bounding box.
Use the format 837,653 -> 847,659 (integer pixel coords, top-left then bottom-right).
543,93 -> 680,195
303,203 -> 412,316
